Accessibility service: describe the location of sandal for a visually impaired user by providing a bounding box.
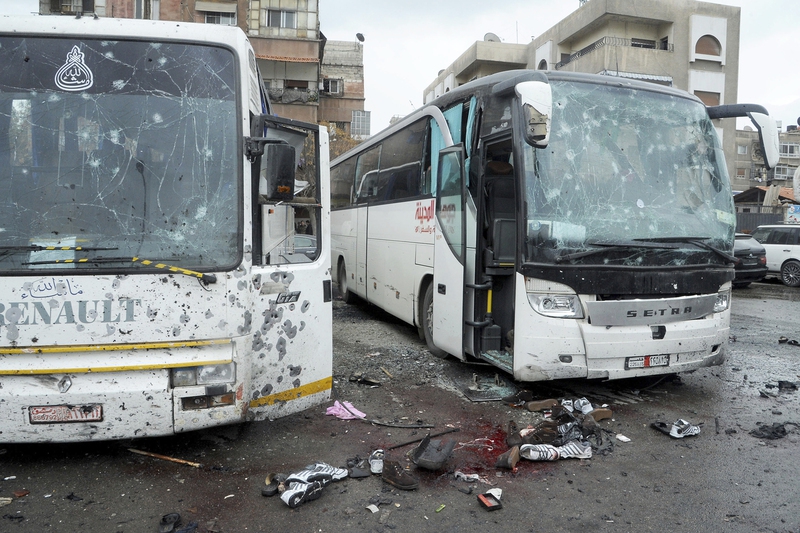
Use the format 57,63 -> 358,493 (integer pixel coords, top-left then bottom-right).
788,339 -> 800,346
779,336 -> 789,343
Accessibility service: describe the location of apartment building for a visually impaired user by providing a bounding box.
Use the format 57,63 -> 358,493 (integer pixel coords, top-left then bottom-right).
735,124 -> 800,190
41,0 -> 367,130
424,0 -> 747,190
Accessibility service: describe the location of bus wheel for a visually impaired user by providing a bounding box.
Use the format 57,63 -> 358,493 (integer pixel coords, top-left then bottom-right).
338,261 -> 356,304
422,283 -> 449,359
781,260 -> 800,287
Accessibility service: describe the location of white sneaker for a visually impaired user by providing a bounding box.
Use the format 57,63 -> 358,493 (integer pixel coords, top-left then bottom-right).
519,444 -> 560,461
669,419 -> 701,438
557,440 -> 592,459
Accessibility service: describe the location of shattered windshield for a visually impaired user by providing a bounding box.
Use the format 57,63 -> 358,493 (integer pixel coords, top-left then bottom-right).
523,80 -> 734,267
0,36 -> 239,274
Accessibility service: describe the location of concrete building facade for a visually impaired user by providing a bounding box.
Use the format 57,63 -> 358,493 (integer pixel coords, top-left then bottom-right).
319,39 -> 369,139
424,0 -> 749,190
40,0 -> 366,129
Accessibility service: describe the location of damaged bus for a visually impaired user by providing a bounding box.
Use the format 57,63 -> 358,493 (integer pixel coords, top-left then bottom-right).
331,70 -> 778,383
0,16 -> 332,442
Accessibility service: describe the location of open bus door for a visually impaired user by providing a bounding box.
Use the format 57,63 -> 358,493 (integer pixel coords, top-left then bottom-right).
432,144 -> 467,356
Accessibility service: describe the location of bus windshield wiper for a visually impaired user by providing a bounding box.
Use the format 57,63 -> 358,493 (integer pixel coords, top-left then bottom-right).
554,240 -> 678,263
632,237 -> 736,264
0,245 -> 118,260
22,255 -> 217,284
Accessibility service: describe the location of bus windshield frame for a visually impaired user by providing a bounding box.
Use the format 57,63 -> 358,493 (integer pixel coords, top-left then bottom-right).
522,80 -> 735,268
0,36 -> 242,275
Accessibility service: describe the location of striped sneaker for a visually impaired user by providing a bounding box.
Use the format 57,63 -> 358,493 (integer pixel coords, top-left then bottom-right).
280,480 -> 325,508
669,419 -> 701,438
557,440 -> 593,459
519,443 -> 560,461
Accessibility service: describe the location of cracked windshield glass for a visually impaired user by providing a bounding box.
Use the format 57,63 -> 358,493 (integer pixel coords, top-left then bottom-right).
524,81 -> 735,267
0,37 -> 239,273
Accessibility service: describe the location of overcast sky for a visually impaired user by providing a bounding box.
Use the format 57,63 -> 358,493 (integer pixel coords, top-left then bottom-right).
318,0 -> 800,136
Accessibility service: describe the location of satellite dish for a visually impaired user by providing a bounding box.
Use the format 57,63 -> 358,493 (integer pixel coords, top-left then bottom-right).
484,32 -> 501,42
356,33 -> 365,42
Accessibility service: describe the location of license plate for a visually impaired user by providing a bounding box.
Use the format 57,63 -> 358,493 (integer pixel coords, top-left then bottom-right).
625,354 -> 670,370
29,404 -> 103,424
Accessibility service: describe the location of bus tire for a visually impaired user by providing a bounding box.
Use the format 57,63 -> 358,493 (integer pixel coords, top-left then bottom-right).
422,283 -> 449,359
781,260 -> 800,287
338,260 -> 357,304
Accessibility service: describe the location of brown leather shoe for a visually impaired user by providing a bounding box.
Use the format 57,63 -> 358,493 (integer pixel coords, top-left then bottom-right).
495,446 -> 520,469
382,460 -> 419,490
525,398 -> 558,412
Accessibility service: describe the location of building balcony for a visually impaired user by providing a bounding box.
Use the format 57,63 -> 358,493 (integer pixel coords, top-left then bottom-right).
555,36 -> 673,69
267,88 -> 319,105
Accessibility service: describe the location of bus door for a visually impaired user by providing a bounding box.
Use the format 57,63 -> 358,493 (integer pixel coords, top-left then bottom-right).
475,139 -> 517,359
432,145 -> 466,355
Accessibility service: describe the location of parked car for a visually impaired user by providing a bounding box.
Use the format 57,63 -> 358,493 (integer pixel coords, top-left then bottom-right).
732,233 -> 767,288
292,234 -> 318,260
750,224 -> 800,287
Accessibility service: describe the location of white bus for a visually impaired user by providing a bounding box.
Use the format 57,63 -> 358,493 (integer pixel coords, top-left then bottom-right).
331,70 -> 778,383
0,16 -> 332,442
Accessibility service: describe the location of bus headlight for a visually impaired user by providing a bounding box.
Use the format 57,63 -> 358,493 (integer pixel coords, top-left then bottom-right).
171,363 -> 236,387
527,294 -> 584,319
713,289 -> 731,313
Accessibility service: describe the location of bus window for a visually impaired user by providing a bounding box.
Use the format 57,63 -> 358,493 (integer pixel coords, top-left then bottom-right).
355,145 -> 381,202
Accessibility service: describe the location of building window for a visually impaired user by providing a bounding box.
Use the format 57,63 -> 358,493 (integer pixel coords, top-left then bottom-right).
736,168 -> 747,179
631,38 -> 656,49
351,110 -> 371,138
774,165 -> 794,180
737,144 -> 748,155
53,0 -> 93,13
537,59 -> 547,70
322,79 -> 341,94
267,10 -> 296,29
780,143 -> 800,158
695,35 -> 722,56
205,12 -> 236,25
694,90 -> 720,106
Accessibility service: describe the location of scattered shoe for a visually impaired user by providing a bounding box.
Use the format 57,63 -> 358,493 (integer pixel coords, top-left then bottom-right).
501,389 -> 536,405
369,449 -> 385,474
262,473 -> 288,496
381,460 -> 419,490
778,336 -> 789,344
495,446 -> 520,469
650,421 -> 672,436
285,462 -> 347,487
520,419 -> 558,445
669,419 -> 701,438
159,513 -> 181,533
560,399 -> 574,412
280,480 -> 325,508
547,404 -> 577,424
587,407 -> 613,422
519,443 -> 560,461
553,421 -> 584,447
557,440 -> 593,459
348,460 -> 371,478
525,398 -> 558,412
573,397 -> 593,415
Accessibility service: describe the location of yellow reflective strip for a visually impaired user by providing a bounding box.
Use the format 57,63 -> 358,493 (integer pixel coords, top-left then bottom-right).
0,359 -> 233,375
0,338 -> 231,355
248,376 -> 332,408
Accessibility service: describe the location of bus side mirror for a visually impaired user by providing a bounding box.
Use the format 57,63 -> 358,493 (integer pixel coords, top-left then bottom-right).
515,81 -> 552,148
748,111 -> 780,170
259,143 -> 296,201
